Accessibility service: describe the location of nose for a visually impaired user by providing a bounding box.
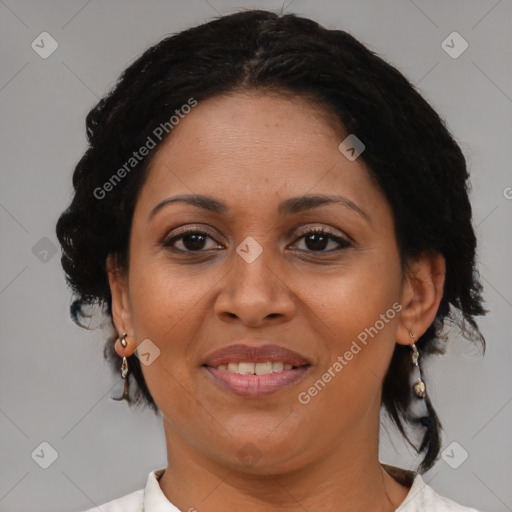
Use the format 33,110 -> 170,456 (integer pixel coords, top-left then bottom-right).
214,244 -> 297,328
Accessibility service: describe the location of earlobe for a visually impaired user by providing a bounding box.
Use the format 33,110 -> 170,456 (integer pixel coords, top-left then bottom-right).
395,250 -> 446,346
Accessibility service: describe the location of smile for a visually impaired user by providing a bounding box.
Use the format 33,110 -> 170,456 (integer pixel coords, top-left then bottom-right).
203,363 -> 311,398
201,343 -> 312,397
211,361 -> 297,374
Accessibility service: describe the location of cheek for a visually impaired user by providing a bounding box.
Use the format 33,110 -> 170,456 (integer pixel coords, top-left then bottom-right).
297,299 -> 400,437
128,252 -> 210,337
294,250 -> 402,339
125,256 -> 213,403
294,255 -> 402,403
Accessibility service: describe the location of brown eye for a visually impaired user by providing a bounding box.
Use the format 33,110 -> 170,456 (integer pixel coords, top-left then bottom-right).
292,228 -> 352,253
162,229 -> 223,252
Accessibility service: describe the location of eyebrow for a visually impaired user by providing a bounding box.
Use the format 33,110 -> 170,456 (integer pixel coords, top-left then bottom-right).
148,193 -> 371,223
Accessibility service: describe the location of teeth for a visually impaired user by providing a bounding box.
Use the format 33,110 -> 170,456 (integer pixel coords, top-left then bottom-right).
238,362 -> 255,375
272,361 -> 284,372
214,361 -> 296,374
255,362 -> 273,375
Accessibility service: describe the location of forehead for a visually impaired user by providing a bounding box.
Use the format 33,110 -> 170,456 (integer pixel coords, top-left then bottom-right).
135,92 -> 386,220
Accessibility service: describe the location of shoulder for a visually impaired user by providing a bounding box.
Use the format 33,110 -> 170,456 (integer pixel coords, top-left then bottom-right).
80,488 -> 143,512
398,474 -> 481,512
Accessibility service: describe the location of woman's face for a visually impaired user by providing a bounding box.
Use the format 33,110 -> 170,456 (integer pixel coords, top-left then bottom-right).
111,92 -> 419,473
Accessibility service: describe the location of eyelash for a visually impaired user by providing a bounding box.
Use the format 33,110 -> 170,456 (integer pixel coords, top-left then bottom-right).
161,226 -> 352,255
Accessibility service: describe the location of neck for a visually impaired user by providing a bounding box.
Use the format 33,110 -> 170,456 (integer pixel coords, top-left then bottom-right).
158,415 -> 411,511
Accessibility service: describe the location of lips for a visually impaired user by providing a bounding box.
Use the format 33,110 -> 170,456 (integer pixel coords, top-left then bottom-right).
202,343 -> 312,398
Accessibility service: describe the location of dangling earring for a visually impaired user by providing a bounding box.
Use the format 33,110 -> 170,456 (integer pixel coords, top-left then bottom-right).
410,332 -> 426,399
112,332 -> 131,403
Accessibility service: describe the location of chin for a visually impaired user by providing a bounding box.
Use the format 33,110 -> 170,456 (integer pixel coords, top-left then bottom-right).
212,431 -> 311,475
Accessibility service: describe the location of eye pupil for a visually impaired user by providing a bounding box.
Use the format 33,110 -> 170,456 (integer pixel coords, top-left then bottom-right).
305,233 -> 329,251
183,233 -> 206,251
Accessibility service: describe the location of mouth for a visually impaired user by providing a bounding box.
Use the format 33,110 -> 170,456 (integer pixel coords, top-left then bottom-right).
208,361 -> 302,373
202,343 -> 312,398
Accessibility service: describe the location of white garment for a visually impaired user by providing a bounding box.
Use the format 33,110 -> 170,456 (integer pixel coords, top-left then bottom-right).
81,467 -> 481,511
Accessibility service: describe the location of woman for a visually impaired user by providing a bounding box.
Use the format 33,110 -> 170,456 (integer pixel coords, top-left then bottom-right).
57,9 -> 486,511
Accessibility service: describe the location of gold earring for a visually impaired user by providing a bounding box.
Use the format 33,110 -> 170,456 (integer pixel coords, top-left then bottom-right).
410,332 -> 426,399
112,333 -> 131,402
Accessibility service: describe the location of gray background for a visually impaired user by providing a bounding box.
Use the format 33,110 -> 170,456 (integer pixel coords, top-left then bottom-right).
0,0 -> 511,510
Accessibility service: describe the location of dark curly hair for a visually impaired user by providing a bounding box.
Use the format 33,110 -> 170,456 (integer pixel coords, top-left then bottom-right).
56,9 -> 487,473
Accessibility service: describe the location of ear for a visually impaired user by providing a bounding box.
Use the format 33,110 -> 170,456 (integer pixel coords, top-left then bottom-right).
106,254 -> 135,356
395,250 -> 446,346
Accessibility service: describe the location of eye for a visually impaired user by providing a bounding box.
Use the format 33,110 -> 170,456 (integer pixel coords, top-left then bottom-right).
162,228 -> 223,252
290,227 -> 352,253
162,226 -> 352,254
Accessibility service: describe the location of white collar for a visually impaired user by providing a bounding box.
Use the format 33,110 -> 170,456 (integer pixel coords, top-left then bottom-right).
143,467 -> 181,511
142,467 -> 470,512
396,472 -> 428,511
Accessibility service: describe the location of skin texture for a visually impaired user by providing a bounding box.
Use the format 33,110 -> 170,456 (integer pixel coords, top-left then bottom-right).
107,92 -> 446,512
